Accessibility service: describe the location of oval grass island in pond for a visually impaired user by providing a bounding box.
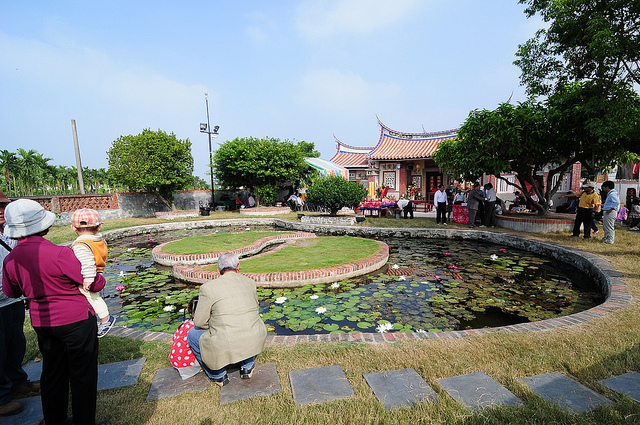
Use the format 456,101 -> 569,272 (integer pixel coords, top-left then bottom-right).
206,236 -> 382,273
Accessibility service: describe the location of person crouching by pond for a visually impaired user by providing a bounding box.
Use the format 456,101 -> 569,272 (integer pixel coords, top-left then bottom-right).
2,199 -> 106,425
187,252 -> 267,386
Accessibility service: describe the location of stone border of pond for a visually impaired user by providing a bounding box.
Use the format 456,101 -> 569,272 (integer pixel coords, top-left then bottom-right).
152,231 -> 317,266
101,218 -> 632,343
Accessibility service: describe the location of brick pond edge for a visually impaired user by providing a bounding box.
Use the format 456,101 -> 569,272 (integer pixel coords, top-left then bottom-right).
101,217 -> 632,344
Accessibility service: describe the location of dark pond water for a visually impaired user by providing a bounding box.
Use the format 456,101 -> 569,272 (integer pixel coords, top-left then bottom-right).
102,227 -> 604,335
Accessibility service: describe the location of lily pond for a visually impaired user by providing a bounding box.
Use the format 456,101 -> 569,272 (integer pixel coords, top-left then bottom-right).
102,226 -> 604,335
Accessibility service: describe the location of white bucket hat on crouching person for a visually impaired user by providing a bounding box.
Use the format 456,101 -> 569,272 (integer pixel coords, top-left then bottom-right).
3,199 -> 56,238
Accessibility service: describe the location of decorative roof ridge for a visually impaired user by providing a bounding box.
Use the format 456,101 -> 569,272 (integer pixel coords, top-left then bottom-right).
376,115 -> 458,138
333,134 -> 373,152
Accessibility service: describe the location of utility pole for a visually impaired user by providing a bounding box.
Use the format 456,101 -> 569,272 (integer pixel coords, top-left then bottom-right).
71,119 -> 85,194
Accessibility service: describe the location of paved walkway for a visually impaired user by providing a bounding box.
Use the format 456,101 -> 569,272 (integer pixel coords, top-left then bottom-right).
8,326 -> 639,424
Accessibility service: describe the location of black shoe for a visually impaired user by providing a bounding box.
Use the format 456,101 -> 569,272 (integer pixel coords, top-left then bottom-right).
212,375 -> 229,387
240,365 -> 255,380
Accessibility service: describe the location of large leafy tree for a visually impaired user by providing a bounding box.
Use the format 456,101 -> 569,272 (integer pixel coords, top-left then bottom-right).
107,129 -> 193,209
434,81 -> 639,215
213,137 -> 319,203
515,0 -> 640,99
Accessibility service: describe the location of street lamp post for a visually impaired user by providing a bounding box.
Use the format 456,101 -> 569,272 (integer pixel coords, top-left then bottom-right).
200,92 -> 219,209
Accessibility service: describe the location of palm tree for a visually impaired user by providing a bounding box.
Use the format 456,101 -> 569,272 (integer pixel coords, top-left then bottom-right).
0,149 -> 19,196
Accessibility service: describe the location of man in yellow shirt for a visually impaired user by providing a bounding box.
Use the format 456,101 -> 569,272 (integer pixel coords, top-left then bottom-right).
559,181 -> 601,239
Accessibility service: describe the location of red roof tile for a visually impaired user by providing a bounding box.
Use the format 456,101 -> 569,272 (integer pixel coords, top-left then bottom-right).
368,119 -> 458,160
368,133 -> 456,160
330,136 -> 373,168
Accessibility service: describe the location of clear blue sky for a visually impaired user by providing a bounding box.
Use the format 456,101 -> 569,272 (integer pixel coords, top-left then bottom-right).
1,1 -> 542,180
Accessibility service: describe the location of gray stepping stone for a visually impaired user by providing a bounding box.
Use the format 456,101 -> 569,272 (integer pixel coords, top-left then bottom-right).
98,358 -> 146,390
22,358 -> 146,391
23,360 -> 42,382
519,371 -> 613,413
436,371 -> 522,411
220,363 -> 281,405
599,372 -> 640,403
363,368 -> 438,410
147,367 -> 210,401
289,365 -> 354,405
4,395 -> 42,425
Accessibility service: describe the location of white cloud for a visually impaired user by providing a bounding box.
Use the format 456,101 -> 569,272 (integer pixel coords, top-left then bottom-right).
0,31 -> 203,115
297,68 -> 400,112
295,0 -> 419,39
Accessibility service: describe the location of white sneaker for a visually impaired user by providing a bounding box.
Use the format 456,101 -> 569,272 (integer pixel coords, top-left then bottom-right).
97,316 -> 116,338
630,227 -> 639,231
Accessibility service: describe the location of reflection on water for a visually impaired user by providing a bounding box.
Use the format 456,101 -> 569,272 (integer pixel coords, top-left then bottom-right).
102,227 -> 604,334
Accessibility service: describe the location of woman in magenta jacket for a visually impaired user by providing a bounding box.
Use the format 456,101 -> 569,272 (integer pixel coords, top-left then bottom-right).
2,199 -> 106,425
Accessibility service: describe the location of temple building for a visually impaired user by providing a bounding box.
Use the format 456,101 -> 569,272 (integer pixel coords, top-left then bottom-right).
329,117 -> 585,206
331,118 -> 458,203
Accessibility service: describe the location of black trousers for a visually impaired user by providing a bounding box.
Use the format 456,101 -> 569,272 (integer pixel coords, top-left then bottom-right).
436,202 -> 447,223
403,202 -> 414,219
0,301 -> 27,405
573,207 -> 593,238
34,313 -> 98,425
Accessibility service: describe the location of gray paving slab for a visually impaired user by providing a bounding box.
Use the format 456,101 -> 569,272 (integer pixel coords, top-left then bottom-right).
220,362 -> 281,405
23,360 -> 42,382
519,371 -> 614,414
98,358 -> 146,390
3,395 -> 42,425
146,367 -> 210,401
363,368 -> 438,410
599,372 -> 640,403
289,365 -> 354,406
436,371 -> 522,411
22,358 -> 146,391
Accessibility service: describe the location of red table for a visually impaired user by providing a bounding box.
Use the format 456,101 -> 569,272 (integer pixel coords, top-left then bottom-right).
452,204 -> 469,224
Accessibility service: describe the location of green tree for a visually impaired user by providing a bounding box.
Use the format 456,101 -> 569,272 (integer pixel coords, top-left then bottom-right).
107,129 -> 194,209
306,176 -> 367,216
0,150 -> 19,196
515,0 -> 640,98
213,137 -> 319,203
434,81 -> 638,215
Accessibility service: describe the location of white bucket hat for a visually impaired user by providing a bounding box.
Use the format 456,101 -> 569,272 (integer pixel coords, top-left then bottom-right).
4,199 -> 56,238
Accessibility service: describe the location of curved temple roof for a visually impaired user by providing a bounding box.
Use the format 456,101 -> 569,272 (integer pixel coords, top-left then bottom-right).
331,118 -> 458,165
330,135 -> 373,168
368,117 -> 458,161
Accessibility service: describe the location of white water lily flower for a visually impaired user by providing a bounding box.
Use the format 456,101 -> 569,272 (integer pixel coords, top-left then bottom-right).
330,283 -> 340,289
398,276 -> 406,281
490,254 -> 499,261
392,264 -> 400,269
163,305 -> 175,312
315,307 -> 327,314
416,329 -> 427,334
309,294 -> 319,300
118,270 -> 126,277
376,322 -> 393,333
275,297 -> 287,304
165,296 -> 171,300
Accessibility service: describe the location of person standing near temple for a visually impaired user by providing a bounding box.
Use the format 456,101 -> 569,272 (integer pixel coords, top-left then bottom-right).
467,183 -> 484,228
483,183 -> 497,227
559,181 -> 601,239
600,181 -> 620,244
434,185 -> 448,225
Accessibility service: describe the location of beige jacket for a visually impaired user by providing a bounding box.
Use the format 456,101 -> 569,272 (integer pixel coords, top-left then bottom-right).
194,271 -> 267,370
